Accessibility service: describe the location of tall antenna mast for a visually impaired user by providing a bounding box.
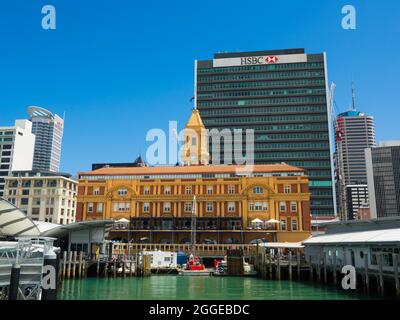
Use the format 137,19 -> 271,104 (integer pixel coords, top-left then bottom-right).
351,82 -> 356,111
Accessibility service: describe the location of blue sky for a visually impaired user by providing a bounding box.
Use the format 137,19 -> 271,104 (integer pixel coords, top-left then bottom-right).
0,0 -> 399,175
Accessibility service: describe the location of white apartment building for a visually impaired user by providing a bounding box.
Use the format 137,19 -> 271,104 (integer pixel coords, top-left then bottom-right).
0,120 -> 35,197
4,171 -> 77,224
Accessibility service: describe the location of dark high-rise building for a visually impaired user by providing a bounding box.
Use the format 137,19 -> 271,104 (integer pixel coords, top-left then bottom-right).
195,48 -> 336,217
366,141 -> 400,218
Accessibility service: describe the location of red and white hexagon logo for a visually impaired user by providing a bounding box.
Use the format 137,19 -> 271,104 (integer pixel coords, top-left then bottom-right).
265,56 -> 278,63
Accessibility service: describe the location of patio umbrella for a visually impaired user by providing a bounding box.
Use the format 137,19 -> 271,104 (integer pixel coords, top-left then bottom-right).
251,218 -> 263,223
266,219 -> 280,223
117,218 -> 130,223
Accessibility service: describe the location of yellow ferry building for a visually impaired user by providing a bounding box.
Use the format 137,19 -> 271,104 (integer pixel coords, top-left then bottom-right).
76,109 -> 311,244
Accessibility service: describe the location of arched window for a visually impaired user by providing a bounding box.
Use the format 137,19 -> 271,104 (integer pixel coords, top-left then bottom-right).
253,186 -> 264,194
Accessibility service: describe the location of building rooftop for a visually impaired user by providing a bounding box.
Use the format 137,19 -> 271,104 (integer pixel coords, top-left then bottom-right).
214,48 -> 305,59
7,170 -> 73,179
304,228 -> 400,245
337,110 -> 365,117
79,163 -> 305,178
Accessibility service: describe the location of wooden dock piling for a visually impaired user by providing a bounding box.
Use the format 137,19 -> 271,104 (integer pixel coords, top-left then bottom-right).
96,256 -> 100,277
276,249 -> 281,280
364,253 -> 369,294
333,254 -> 337,285
78,252 -> 83,278
62,251 -> 67,278
67,251 -> 72,279
72,251 -> 77,279
377,253 -> 384,296
394,254 -> 399,298
296,251 -> 300,279
288,251 -> 292,281
323,252 -> 327,283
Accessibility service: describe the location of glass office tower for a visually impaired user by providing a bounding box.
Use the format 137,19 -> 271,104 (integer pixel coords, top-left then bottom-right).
195,48 -> 336,217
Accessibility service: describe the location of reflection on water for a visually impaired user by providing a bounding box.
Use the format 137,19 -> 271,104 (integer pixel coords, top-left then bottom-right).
59,275 -> 372,300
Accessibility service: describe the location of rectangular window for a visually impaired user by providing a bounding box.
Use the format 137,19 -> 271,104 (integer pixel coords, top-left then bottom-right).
206,202 -> 213,212
94,188 -> 100,195
292,219 -> 298,231
207,186 -> 213,195
144,186 -> 150,195
184,202 -> 192,212
290,202 -> 297,212
143,203 -> 150,213
263,202 -> 268,210
97,203 -> 103,213
118,188 -> 128,196
164,186 -> 171,195
228,202 -> 235,212
185,186 -> 192,195
279,202 -> 286,212
163,202 -> 171,212
281,219 -> 287,231
253,186 -> 264,194
118,202 -> 130,212
228,185 -> 235,194
22,189 -> 30,196
33,198 -> 41,206
284,185 -> 291,193
88,203 -> 93,213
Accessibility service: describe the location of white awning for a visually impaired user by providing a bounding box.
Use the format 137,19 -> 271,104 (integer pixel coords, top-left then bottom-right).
0,200 -> 41,237
304,228 -> 400,245
0,199 -> 114,239
117,218 -> 130,223
257,242 -> 305,249
266,219 -> 280,224
251,218 -> 263,223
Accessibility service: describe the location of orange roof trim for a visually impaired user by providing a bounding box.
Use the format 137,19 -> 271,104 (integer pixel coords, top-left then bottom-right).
79,163 -> 305,177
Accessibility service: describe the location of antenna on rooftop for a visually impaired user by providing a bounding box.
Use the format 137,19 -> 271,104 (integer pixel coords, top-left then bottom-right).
351,81 -> 356,111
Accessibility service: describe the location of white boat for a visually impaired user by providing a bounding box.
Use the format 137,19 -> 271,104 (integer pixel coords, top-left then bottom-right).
178,268 -> 214,276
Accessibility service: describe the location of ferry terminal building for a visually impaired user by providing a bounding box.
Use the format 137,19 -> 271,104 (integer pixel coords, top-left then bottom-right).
76,109 -> 312,244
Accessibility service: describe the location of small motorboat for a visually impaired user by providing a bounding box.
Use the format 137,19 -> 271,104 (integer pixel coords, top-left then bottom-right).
178,254 -> 212,276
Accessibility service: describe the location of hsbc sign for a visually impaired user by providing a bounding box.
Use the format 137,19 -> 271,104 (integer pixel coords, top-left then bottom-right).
240,55 -> 278,65
213,53 -> 307,68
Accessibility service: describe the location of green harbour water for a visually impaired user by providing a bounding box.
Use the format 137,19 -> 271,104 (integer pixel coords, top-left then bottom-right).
59,275 -> 371,300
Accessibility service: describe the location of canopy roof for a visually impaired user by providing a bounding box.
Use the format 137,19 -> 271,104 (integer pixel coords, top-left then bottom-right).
0,200 -> 41,237
0,199 -> 114,239
304,228 -> 400,245
258,242 -> 305,249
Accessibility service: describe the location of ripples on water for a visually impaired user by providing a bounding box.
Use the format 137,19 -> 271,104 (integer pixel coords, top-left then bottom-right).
59,275 -> 371,300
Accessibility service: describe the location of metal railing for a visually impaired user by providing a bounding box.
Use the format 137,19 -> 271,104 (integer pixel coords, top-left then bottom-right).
112,243 -> 256,257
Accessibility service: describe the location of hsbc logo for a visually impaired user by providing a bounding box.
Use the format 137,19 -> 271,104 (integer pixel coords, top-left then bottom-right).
240,55 -> 279,65
265,56 -> 278,63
